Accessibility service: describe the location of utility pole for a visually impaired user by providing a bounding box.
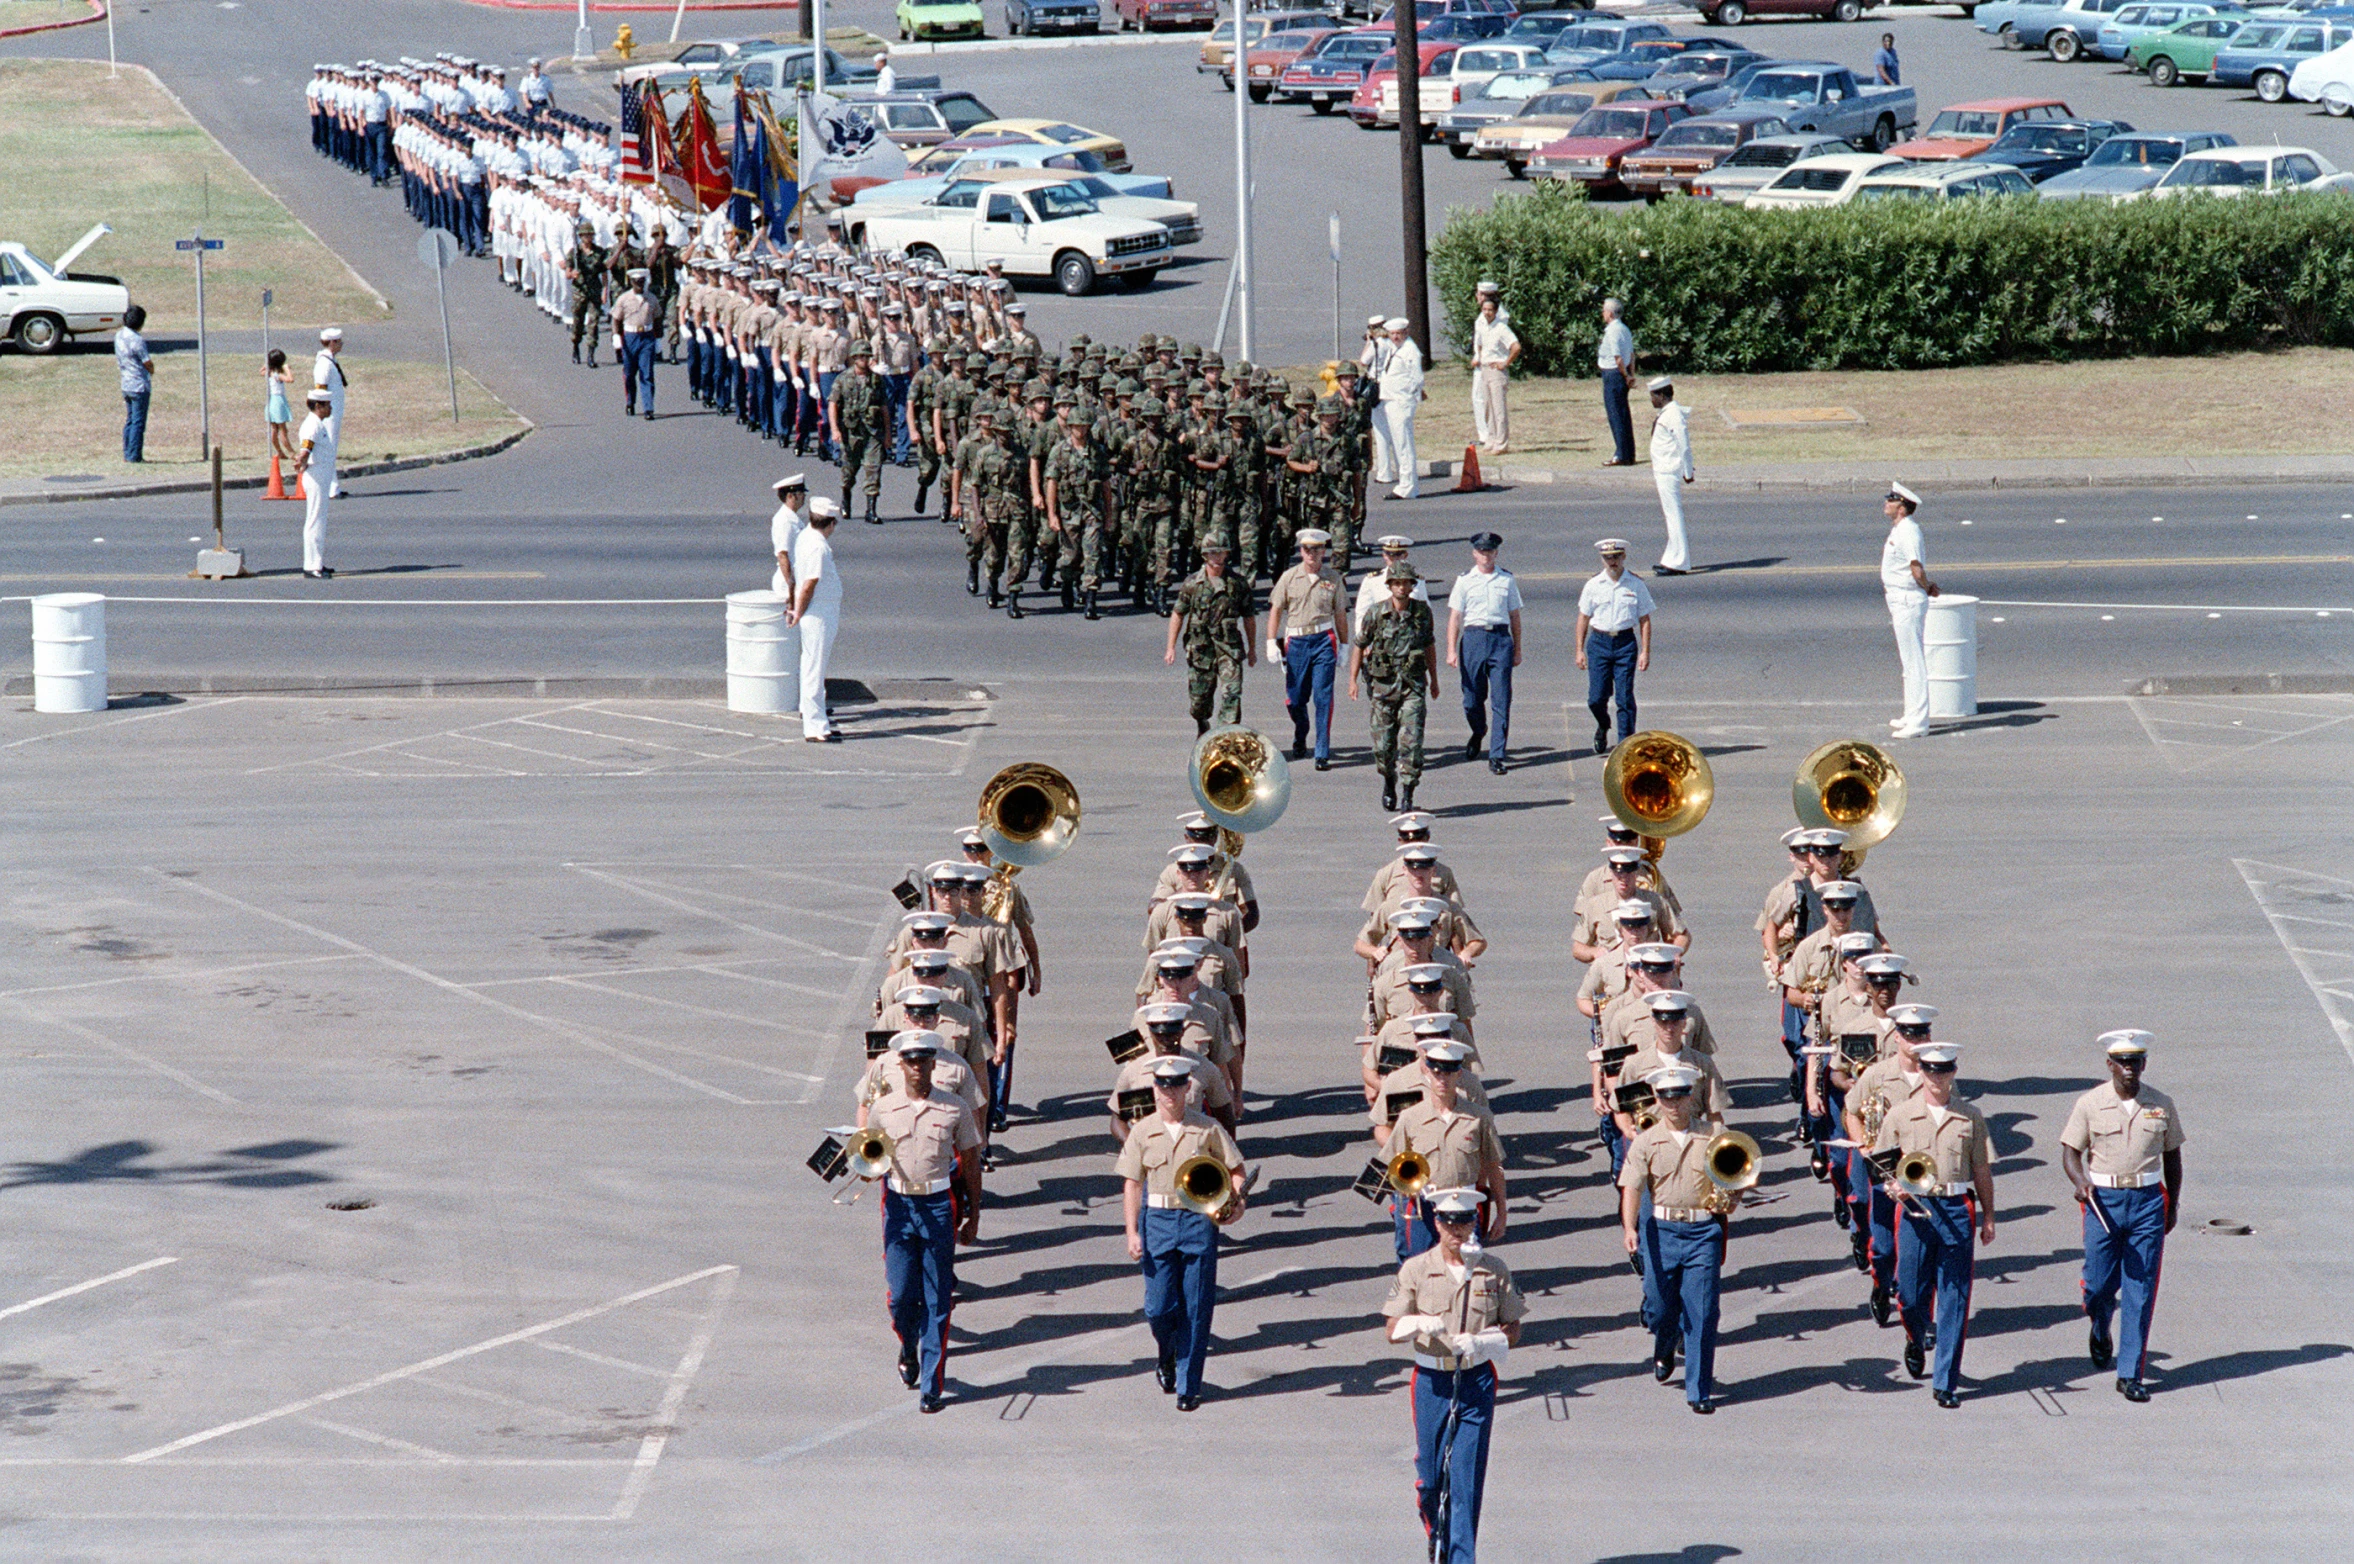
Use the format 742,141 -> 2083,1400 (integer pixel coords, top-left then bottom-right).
1393,0 -> 1430,358
1231,0 -> 1255,363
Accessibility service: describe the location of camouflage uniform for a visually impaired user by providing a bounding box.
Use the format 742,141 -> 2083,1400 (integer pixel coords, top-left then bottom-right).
567,229 -> 609,365
908,347 -> 945,513
1175,564 -> 1253,730
974,416 -> 1026,609
1043,418 -> 1111,605
1129,398 -> 1180,603
828,351 -> 889,515
1360,589 -> 1436,793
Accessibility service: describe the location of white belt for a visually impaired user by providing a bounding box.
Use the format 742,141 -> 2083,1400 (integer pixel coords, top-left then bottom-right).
1286,626 -> 1334,640
1413,1353 -> 1479,1372
888,1175 -> 952,1196
1462,622 -> 1511,632
1654,1206 -> 1717,1223
1908,1182 -> 1973,1200
2090,1171 -> 2162,1189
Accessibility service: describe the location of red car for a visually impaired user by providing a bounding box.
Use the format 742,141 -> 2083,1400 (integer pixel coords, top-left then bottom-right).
1115,0 -> 1217,31
1276,27 -> 1392,115
1227,25 -> 1345,100
1346,41 -> 1459,129
1527,102 -> 1694,196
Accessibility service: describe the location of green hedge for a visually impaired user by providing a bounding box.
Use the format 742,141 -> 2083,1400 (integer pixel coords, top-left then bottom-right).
1432,182 -> 2354,376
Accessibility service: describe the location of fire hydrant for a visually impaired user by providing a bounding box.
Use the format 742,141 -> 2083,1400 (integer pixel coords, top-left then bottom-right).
614,24 -> 636,60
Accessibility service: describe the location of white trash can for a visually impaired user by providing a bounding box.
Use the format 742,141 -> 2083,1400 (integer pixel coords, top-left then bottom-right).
1925,593 -> 1978,720
725,589 -> 799,715
30,592 -> 107,714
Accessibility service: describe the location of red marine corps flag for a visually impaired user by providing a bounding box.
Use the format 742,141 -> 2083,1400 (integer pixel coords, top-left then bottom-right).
674,78 -> 733,212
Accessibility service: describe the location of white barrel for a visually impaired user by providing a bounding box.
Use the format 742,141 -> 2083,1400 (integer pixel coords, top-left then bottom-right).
725,589 -> 799,714
30,592 -> 107,714
1924,594 -> 1978,719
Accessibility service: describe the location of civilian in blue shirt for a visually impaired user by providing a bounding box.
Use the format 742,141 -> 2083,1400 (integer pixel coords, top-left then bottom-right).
1874,34 -> 1900,85
115,305 -> 153,463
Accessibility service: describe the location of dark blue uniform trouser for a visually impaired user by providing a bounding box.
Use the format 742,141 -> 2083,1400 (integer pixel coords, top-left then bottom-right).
621,332 -> 657,415
815,370 -> 840,460
1414,1360 -> 1495,1564
1140,1205 -> 1217,1396
1641,1215 -> 1724,1405
882,1187 -> 957,1398
1458,623 -> 1513,761
989,1046 -> 1014,1133
1283,631 -> 1338,761
2083,1183 -> 2167,1381
1390,1193 -> 1436,1264
365,122 -> 389,180
885,371 -> 912,462
1586,628 -> 1638,741
1599,1106 -> 1627,1181
1896,1193 -> 1976,1394
1864,1175 -> 1898,1292
1602,367 -> 1635,463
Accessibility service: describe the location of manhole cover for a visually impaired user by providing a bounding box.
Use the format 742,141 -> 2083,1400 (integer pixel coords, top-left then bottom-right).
2204,1217 -> 2252,1236
43,474 -> 106,485
325,1198 -> 377,1212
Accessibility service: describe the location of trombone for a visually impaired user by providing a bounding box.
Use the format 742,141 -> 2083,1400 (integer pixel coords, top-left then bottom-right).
1189,725 -> 1292,837
831,1124 -> 897,1206
1385,1146 -> 1432,1199
1701,1130 -> 1761,1216
1603,731 -> 1714,862
1173,1152 -> 1238,1219
1792,740 -> 1906,870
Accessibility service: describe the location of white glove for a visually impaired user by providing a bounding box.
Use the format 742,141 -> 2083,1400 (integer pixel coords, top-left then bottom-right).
1389,1312 -> 1443,1343
1266,639 -> 1284,664
1457,1328 -> 1510,1372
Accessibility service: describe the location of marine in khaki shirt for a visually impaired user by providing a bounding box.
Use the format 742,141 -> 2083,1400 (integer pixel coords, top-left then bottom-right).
1143,895 -> 1247,958
1362,849 -> 1460,915
1266,557 -> 1346,641
1619,1120 -> 1725,1222
1374,961 -> 1477,1033
1599,960 -> 1720,1057
1371,1052 -> 1492,1137
1115,1100 -> 1247,1206
1109,1044 -> 1235,1130
1573,882 -> 1685,956
858,1049 -> 985,1117
2061,1078 -> 2184,1184
1873,1092 -> 1993,1206
866,1065 -> 985,1198
1383,1230 -> 1526,1369
878,951 -> 987,1024
1386,1081 -> 1505,1220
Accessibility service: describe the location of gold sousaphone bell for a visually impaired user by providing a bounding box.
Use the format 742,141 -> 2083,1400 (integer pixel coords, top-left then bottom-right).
1173,1152 -> 1237,1219
1793,740 -> 1906,867
978,763 -> 1082,868
1189,725 -> 1292,838
1603,731 -> 1714,855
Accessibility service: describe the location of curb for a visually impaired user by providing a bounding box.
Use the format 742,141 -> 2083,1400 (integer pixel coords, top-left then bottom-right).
890,31 -> 1195,56
1415,455 -> 2354,495
0,424 -> 534,509
464,0 -> 796,10
2131,674 -> 2354,696
2,675 -> 993,703
0,0 -> 103,39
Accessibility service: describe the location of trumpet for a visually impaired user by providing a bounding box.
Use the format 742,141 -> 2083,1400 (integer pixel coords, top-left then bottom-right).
1603,732 -> 1714,849
1173,1152 -> 1237,1219
1792,740 -> 1906,869
831,1124 -> 897,1205
977,763 -> 1081,869
1701,1130 -> 1762,1216
1895,1149 -> 1942,1201
1189,725 -> 1292,836
1385,1146 -> 1432,1198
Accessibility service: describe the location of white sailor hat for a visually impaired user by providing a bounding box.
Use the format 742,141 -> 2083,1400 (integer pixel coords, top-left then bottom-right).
1628,942 -> 1681,966
1423,1040 -> 1473,1066
1169,842 -> 1217,866
1913,1041 -> 1959,1065
1383,316 -> 1409,332
1168,892 -> 1215,913
628,266 -> 650,279
2101,1029 -> 2155,1057
1836,931 -> 1879,956
1889,1003 -> 1939,1030
1377,533 -> 1415,550
1475,278 -> 1500,295
1612,899 -> 1657,922
1402,962 -> 1449,987
1645,1063 -> 1703,1092
319,326 -> 344,341
1137,1001 -> 1194,1029
894,984 -> 949,1008
1427,1186 -> 1484,1218
1602,846 -> 1646,868
1398,843 -> 1442,864
1644,988 -> 1695,1016
1150,1055 -> 1197,1084
1595,537 -> 1630,554
1398,897 -> 1451,921
1858,952 -> 1909,977
1409,1013 -> 1459,1037
808,495 -> 842,519
890,1029 -> 944,1058
1818,879 -> 1863,903
1889,480 -> 1922,509
1647,375 -> 1674,393
1296,528 -> 1333,547
1390,811 -> 1435,833
1367,313 -> 1388,327
900,910 -> 953,933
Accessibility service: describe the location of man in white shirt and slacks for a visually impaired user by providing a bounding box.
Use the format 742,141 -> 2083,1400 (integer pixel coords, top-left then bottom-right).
1882,482 -> 1937,740
789,499 -> 844,743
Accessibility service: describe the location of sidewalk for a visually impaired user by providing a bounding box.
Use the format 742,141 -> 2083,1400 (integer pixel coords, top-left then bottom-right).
1415,450 -> 2354,495
0,426 -> 533,509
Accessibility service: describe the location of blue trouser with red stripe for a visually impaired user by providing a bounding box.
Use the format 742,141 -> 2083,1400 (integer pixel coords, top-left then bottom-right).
1896,1193 -> 1975,1394
1391,1193 -> 1436,1263
882,1187 -> 956,1397
2083,1183 -> 2167,1381
1414,1360 -> 1495,1564
1140,1205 -> 1218,1396
1642,1214 -> 1724,1405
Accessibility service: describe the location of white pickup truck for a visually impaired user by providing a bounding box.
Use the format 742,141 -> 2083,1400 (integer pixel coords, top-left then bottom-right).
0,224 -> 134,354
850,174 -> 1172,296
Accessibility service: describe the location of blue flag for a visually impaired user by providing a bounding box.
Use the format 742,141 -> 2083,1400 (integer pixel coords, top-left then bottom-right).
728,85 -> 757,234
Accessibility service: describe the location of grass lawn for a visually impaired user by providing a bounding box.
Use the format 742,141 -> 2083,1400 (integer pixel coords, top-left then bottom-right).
0,0 -> 97,31
1,58 -> 526,483
1400,350 -> 2354,468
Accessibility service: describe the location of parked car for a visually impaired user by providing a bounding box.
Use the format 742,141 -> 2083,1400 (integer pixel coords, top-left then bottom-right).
1200,9 -> 1337,72
1698,0 -> 1873,26
1374,0 -> 1517,38
1115,0 -> 1217,29
1002,0 -> 1100,35
1503,12 -> 1584,45
2286,35 -> 2354,110
633,44 -> 879,92
1618,108 -> 1791,197
889,166 -> 1200,242
2036,130 -> 2237,196
1742,151 -> 1906,208
1276,27 -> 1392,112
1434,65 -> 1604,152
1890,98 -> 2071,161
1472,83 -> 1657,174
1973,117 -> 2135,180
1543,18 -> 1678,70
1385,41 -> 1551,123
1587,36 -> 1751,81
1688,131 -> 1850,200
964,118 -> 1131,170
2211,19 -> 2354,100
1851,161 -> 2040,200
1349,41 -> 1459,128
863,142 -> 1173,200
2092,2 -> 2237,63
2144,143 -> 2338,195
899,0 -> 989,39
2007,0 -> 2137,58
1643,51 -> 1762,101
2127,13 -> 2258,83
0,225 -> 130,354
1231,27 -> 1349,98
1682,56 -> 1818,114
860,89 -> 1000,147
1737,64 -> 1917,152
853,175 -> 1172,292
1526,101 -> 1695,194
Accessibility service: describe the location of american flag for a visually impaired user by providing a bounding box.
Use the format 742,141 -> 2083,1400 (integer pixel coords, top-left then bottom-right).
619,80 -> 652,187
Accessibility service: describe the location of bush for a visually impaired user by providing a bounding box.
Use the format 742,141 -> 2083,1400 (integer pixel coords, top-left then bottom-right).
1431,184 -> 2354,377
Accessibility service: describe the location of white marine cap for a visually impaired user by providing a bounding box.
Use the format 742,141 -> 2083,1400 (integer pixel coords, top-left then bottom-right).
1645,1062 -> 1703,1092
1377,533 -> 1415,549
1409,1013 -> 1459,1037
808,496 -> 842,519
904,946 -> 953,969
1802,828 -> 1851,849
1604,814 -> 1642,835
319,326 -> 344,341
1780,826 -> 1809,848
899,909 -> 953,932
1612,899 -> 1657,923
773,472 -> 808,492
1152,949 -> 1199,972
1818,879 -> 1864,904
1858,952 -> 1909,977
924,858 -> 965,883
1602,846 -> 1646,868
1427,1186 -> 1484,1217
1913,1041 -> 1959,1065
1390,811 -> 1435,832
1475,278 -> 1500,294
1297,527 -> 1333,547
1383,316 -> 1409,332
1402,962 -> 1449,986
1595,537 -> 1630,554
893,984 -> 949,1008
1836,930 -> 1879,956
1889,1003 -> 1939,1030
1176,810 -> 1214,830
890,1028 -> 944,1058
1398,896 -> 1452,920
1643,989 -> 1694,1016
1423,1040 -> 1474,1065
2101,1029 -> 2155,1057
1169,841 -> 1217,865
1628,942 -> 1682,966
1647,374 -> 1673,393
1150,1054 -> 1197,1083
1389,908 -> 1435,934
1889,480 -> 1922,508
1398,842 -> 1442,864
1137,1001 -> 1194,1028
1157,936 -> 1216,958
954,826 -> 987,847
1168,891 -> 1216,913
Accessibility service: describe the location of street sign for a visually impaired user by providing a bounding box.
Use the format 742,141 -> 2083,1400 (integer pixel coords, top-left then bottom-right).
417,230 -> 459,270
418,231 -> 462,421
174,238 -> 226,251
260,288 -> 273,308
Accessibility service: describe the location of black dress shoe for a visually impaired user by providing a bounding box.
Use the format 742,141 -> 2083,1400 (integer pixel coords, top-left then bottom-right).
1156,1353 -> 1176,1394
1594,726 -> 1612,754
1399,785 -> 1416,810
1653,1356 -> 1675,1384
1870,1284 -> 1892,1327
1933,1390 -> 1961,1409
2089,1323 -> 2116,1372
1381,782 -> 1397,812
1314,757 -> 1331,772
898,1344 -> 919,1389
1851,1230 -> 1871,1274
1488,759 -> 1505,776
1463,735 -> 1483,761
1654,565 -> 1687,577
2117,1378 -> 2150,1403
643,411 -> 654,422
919,1394 -> 945,1414
1287,742 -> 1308,762
1176,1393 -> 1201,1412
1904,1339 -> 1926,1379
1690,1398 -> 1714,1415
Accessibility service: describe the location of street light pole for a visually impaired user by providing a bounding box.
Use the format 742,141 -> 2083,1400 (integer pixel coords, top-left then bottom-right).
1393,0 -> 1430,358
574,0 -> 593,69
1232,0 -> 1254,363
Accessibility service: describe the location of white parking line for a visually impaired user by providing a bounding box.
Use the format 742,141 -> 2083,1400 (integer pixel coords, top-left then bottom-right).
0,1257 -> 178,1323
610,1267 -> 737,1521
2237,859 -> 2354,1069
0,952 -> 360,1002
5,999 -> 240,1106
3,697 -> 244,749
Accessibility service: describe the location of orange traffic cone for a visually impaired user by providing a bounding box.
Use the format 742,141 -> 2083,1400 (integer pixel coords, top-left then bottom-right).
1454,444 -> 1484,493
265,453 -> 297,500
